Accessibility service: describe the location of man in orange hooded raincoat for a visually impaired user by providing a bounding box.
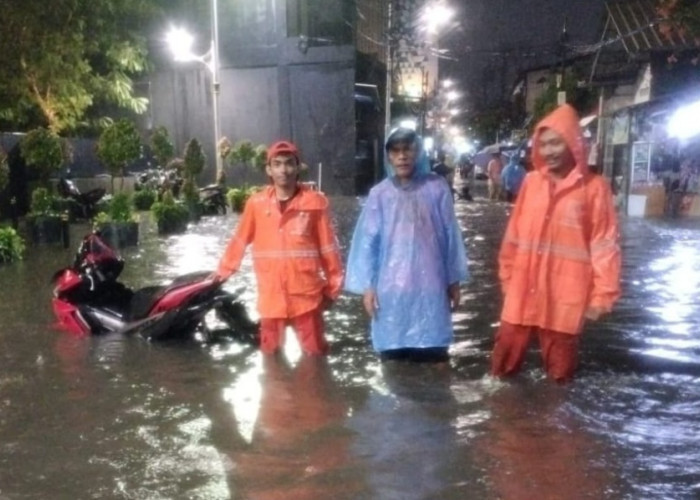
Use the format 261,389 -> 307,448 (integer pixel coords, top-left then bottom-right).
215,141 -> 344,355
490,104 -> 621,382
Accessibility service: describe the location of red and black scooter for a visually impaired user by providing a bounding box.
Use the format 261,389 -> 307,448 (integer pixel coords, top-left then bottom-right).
51,232 -> 259,344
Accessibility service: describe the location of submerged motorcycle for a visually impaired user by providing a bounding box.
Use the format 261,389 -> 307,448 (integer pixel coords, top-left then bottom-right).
51,232 -> 259,344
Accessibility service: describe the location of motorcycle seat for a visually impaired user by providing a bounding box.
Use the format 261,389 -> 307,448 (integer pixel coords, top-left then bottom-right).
127,272 -> 212,321
128,286 -> 165,321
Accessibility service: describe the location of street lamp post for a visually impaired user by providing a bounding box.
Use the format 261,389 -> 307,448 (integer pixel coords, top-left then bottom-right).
166,0 -> 224,184
210,0 -> 223,184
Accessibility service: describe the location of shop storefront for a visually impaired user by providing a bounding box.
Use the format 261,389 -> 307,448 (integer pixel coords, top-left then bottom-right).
605,93 -> 700,218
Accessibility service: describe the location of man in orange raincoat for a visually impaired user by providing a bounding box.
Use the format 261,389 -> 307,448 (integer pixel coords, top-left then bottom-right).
490,104 -> 621,382
215,141 -> 344,355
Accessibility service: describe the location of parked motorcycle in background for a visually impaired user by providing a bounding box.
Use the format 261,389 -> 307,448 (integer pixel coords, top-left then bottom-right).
57,177 -> 107,220
199,184 -> 227,215
135,168 -> 183,199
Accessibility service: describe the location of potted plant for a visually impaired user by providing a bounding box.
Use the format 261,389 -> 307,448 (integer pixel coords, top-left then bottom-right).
132,188 -> 157,211
20,128 -> 67,244
181,138 -> 206,219
151,190 -> 189,235
97,119 -> 142,193
150,126 -> 175,169
226,185 -> 259,213
94,192 -> 139,248
26,187 -> 65,244
0,226 -> 25,264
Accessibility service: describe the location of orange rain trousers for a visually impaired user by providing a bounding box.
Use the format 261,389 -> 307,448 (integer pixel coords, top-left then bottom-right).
491,321 -> 579,383
259,307 -> 328,355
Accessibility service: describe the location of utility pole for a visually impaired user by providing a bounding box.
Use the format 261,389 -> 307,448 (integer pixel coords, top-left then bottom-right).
557,17 -> 569,105
384,0 -> 394,137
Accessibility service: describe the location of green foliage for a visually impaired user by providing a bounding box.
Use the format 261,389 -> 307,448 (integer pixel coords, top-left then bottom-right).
95,193 -> 135,226
225,140 -> 267,171
181,178 -> 199,204
150,126 -> 175,168
151,189 -> 189,234
183,138 -> 206,179
464,101 -> 525,145
20,128 -> 64,186
531,72 -> 595,131
97,119 -> 142,191
659,1 -> 700,39
132,188 -> 157,211
29,187 -> 57,217
0,1 -> 157,133
0,149 -> 8,193
0,226 -> 25,264
226,186 -> 257,213
92,212 -> 111,228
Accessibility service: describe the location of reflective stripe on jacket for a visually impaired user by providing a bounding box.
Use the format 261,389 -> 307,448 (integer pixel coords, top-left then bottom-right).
217,185 -> 344,319
499,105 -> 621,334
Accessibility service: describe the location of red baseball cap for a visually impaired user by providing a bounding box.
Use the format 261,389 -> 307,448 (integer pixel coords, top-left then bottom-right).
266,140 -> 300,164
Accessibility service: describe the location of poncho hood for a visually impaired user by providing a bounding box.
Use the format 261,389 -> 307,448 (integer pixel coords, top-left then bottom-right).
531,104 -> 589,177
383,127 -> 431,179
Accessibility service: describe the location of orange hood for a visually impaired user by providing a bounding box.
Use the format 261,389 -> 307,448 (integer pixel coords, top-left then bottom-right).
531,104 -> 589,176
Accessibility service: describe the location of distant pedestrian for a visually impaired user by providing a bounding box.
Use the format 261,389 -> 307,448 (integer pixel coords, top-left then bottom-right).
487,151 -> 504,200
431,151 -> 455,199
345,128 -> 468,363
500,154 -> 526,203
215,140 -> 344,356
490,104 -> 621,383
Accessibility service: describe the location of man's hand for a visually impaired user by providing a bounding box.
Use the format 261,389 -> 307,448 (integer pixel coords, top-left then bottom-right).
363,289 -> 379,318
448,283 -> 461,311
584,306 -> 608,321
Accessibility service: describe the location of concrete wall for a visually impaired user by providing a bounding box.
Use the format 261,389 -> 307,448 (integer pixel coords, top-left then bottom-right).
148,0 -> 358,194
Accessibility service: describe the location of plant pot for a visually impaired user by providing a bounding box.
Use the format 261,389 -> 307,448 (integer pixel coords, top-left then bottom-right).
27,215 -> 64,245
97,221 -> 139,249
186,201 -> 203,222
157,217 -> 189,235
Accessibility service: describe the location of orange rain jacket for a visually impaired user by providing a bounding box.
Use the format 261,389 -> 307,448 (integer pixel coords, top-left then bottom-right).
499,104 -> 621,335
216,185 -> 344,319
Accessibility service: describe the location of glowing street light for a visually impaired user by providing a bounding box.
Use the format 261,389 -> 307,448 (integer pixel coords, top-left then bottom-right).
166,0 -> 223,183
668,99 -> 700,140
422,3 -> 454,34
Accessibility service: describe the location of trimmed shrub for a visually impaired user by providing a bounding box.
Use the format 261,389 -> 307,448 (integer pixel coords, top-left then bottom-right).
0,226 -> 25,263
133,188 -> 157,211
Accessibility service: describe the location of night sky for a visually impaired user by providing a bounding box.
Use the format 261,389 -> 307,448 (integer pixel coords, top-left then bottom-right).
441,0 -> 608,109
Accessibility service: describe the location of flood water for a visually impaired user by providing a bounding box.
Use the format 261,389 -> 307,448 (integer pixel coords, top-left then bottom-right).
1,186 -> 700,499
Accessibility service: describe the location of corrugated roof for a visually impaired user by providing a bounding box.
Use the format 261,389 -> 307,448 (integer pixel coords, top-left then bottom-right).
606,0 -> 700,53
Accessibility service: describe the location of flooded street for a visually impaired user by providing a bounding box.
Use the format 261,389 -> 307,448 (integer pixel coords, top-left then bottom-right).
1,189 -> 700,499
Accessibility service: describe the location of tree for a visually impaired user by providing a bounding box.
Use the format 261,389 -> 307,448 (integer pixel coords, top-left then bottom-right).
19,128 -> 66,188
97,119 -> 142,192
150,126 -> 175,169
657,1 -> 700,39
0,0 -> 159,134
531,72 -> 596,131
181,138 -> 206,203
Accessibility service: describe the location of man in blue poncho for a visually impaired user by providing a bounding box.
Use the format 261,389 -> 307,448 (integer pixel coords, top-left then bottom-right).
500,152 -> 527,203
345,128 -> 469,363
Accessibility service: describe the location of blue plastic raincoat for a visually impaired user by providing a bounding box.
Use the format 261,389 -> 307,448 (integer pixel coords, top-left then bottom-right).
500,157 -> 526,196
345,131 -> 469,352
